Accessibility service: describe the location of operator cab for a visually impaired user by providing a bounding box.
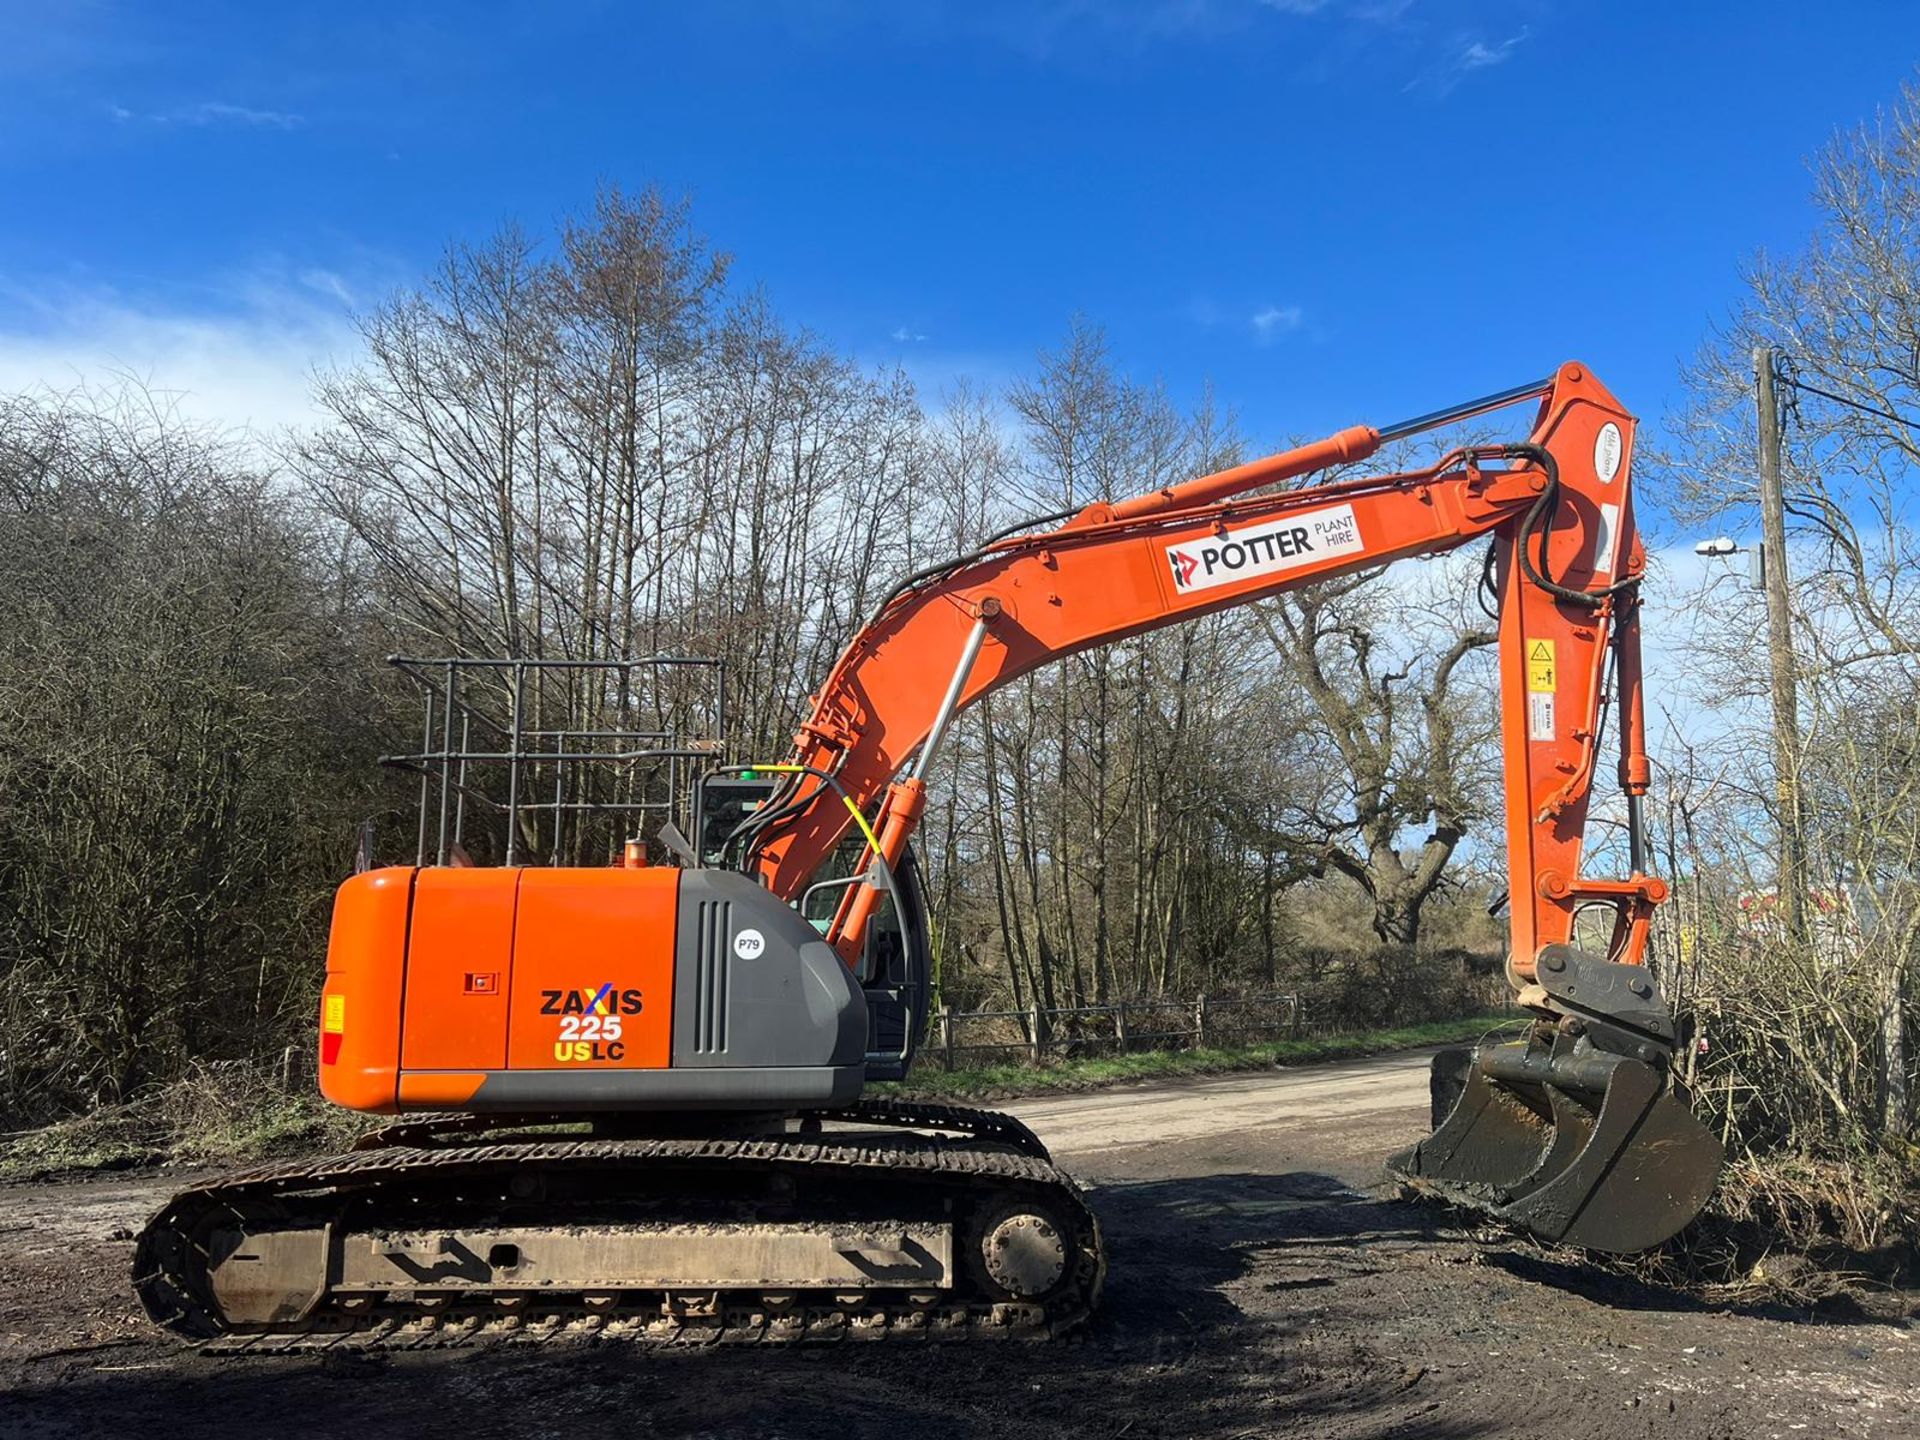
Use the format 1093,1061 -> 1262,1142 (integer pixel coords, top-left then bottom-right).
690,768 -> 929,1080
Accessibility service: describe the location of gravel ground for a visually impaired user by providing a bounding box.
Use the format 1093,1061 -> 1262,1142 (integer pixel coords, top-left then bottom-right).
2,1048 -> 1915,1439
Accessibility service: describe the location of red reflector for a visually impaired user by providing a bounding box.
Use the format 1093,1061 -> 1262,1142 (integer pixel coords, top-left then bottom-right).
320,1031 -> 343,1065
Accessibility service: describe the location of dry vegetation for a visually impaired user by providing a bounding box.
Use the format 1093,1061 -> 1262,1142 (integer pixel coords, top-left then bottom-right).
0,1061 -> 369,1180
1638,78 -> 1920,1290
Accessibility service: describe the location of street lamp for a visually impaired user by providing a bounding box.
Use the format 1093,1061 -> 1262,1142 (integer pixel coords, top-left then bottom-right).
1694,535 -> 1765,588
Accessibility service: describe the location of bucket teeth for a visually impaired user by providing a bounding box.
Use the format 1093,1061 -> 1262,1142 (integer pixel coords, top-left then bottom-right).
1388,950 -> 1723,1254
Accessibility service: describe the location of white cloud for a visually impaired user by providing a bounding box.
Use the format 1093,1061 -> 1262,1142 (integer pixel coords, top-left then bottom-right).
890,325 -> 928,344
1183,295 -> 1308,344
297,268 -> 358,308
112,100 -> 305,129
0,276 -> 360,436
1407,26 -> 1532,96
1250,303 -> 1304,342
1458,31 -> 1527,70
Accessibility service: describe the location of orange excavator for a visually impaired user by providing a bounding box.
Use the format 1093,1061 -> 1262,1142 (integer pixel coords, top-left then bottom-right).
135,362 -> 1722,1346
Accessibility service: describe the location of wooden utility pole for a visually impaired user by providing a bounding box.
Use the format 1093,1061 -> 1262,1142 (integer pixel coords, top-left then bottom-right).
1753,345 -> 1806,939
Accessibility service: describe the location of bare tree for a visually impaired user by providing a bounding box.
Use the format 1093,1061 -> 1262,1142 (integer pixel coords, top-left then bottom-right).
1659,76 -> 1920,1148
0,386 -> 383,1120
1250,550 -> 1496,947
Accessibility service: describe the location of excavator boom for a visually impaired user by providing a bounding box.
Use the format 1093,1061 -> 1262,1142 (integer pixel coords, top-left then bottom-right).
752,365 -> 1653,977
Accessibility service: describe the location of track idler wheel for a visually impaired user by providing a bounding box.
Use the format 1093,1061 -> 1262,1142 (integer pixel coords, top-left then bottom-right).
970,1201 -> 1074,1303
1387,947 -> 1723,1253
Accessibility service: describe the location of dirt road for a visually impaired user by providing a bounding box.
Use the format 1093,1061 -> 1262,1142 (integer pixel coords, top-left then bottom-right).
3,1050 -> 1915,1439
1009,1044 -> 1441,1175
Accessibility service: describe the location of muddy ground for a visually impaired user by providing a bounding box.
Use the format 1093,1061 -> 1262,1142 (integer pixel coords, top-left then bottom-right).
3,1049 -> 1915,1439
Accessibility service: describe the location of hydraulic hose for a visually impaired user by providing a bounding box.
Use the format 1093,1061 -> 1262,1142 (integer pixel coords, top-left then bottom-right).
1500,443 -> 1641,610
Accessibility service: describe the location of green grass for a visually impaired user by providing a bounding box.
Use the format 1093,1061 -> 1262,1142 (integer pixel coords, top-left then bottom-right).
0,1070 -> 372,1183
882,1013 -> 1527,1101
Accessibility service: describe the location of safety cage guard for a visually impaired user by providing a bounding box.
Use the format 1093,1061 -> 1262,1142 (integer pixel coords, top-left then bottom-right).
376,654 -> 729,870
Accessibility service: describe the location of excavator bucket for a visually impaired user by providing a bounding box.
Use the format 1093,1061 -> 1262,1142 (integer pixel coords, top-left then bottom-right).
1386,947 -> 1723,1253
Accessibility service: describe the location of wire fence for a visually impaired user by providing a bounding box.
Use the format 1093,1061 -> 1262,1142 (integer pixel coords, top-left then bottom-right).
924,991 -> 1328,1071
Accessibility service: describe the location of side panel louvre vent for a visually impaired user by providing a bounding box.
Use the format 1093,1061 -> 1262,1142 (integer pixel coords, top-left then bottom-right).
693,899 -> 730,1055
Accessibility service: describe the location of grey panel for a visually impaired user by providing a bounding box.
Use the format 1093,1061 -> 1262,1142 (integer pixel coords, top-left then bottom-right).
671,870 -> 866,1073
462,1064 -> 864,1112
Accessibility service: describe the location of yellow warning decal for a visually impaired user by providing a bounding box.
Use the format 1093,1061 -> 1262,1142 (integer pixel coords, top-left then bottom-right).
1526,639 -> 1556,693
323,994 -> 346,1034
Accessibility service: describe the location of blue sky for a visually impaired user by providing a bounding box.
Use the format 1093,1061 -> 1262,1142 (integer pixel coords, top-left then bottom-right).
1,1 -> 1915,458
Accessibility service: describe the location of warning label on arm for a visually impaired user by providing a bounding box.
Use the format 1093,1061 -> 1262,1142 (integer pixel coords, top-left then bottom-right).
1526,640 -> 1556,693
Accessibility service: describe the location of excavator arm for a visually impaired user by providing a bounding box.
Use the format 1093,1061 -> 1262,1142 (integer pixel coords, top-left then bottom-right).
742,359 -> 1721,1252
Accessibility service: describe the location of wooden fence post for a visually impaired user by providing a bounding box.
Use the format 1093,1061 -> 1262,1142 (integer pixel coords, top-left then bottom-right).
1029,1002 -> 1044,1062
1290,992 -> 1303,1038
1113,1001 -> 1129,1054
1194,992 -> 1208,1049
939,1005 -> 955,1072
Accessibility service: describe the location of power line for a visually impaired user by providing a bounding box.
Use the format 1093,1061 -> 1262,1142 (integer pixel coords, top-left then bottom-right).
1777,370 -> 1920,431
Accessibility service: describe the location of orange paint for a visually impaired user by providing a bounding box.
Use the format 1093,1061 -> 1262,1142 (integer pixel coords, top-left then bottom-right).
504,868 -> 678,1071
400,867 -> 517,1071
397,1072 -> 485,1108
321,865 -> 678,1112
318,867 -> 413,1114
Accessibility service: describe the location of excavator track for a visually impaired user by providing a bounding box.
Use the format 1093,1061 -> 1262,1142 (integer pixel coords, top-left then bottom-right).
345,1097 -> 1055,1163
133,1102 -> 1102,1352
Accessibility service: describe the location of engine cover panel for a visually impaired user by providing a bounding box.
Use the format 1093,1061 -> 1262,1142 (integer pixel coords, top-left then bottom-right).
322,865 -> 867,1114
